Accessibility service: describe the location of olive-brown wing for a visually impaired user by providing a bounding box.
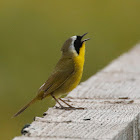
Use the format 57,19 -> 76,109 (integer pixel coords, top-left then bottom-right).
38,58 -> 74,98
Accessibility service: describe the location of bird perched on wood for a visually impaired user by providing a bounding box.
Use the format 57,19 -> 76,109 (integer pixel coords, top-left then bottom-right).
13,33 -> 90,117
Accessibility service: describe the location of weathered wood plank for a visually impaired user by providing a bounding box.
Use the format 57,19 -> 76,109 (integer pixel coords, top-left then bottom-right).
13,44 -> 140,140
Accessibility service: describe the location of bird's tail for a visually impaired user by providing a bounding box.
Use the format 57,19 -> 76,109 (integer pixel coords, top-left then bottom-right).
13,97 -> 38,118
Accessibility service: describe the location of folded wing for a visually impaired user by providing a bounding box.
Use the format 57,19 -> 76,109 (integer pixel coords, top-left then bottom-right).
38,58 -> 74,99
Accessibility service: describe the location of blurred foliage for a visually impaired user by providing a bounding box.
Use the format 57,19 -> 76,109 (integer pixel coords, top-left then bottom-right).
0,0 -> 140,139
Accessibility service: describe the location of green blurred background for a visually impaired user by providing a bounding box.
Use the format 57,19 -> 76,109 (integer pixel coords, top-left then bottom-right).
0,0 -> 140,139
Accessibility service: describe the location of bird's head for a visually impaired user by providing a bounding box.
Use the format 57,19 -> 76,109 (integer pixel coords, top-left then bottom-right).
61,33 -> 90,57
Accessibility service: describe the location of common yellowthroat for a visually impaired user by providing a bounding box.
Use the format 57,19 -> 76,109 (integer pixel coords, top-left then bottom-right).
13,33 -> 90,117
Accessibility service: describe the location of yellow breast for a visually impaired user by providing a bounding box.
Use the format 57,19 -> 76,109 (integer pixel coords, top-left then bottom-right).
71,42 -> 85,88
73,42 -> 85,73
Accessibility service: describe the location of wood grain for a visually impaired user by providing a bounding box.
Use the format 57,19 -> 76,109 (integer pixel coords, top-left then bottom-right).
13,44 -> 140,140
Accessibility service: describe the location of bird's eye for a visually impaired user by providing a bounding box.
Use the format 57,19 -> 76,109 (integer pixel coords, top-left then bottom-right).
74,36 -> 82,54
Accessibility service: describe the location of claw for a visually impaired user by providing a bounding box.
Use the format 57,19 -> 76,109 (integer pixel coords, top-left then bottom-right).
55,106 -> 85,110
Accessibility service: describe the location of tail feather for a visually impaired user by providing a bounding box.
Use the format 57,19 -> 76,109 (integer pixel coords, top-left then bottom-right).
13,97 -> 38,118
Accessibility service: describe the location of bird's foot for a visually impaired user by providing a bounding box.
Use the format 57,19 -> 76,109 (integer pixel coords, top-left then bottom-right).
55,106 -> 85,110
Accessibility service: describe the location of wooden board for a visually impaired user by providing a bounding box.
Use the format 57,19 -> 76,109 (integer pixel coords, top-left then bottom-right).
13,44 -> 140,140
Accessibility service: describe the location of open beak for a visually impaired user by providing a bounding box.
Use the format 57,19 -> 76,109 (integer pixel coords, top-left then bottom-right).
80,33 -> 90,42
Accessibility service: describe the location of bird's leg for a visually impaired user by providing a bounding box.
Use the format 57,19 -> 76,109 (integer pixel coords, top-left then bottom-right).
51,94 -> 85,110
59,98 -> 85,110
51,93 -> 64,108
59,98 -> 74,108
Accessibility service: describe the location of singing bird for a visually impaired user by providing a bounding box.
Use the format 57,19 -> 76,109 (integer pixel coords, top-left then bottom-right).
13,33 -> 90,117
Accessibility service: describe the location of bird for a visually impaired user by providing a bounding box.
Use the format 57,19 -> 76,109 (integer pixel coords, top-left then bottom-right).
13,33 -> 90,117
